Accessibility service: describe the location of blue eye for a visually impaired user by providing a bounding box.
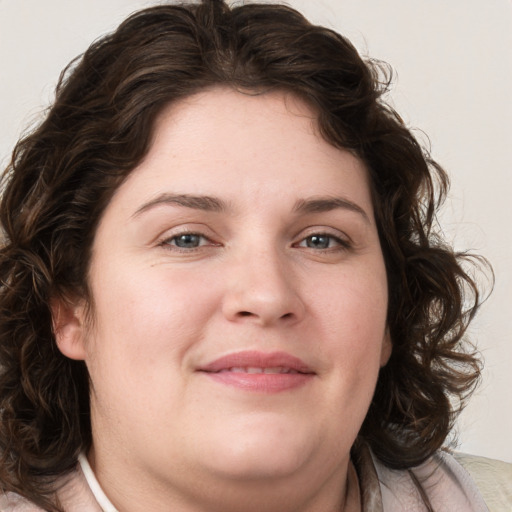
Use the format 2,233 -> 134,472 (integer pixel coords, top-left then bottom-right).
168,233 -> 205,249
297,234 -> 349,250
305,235 -> 332,249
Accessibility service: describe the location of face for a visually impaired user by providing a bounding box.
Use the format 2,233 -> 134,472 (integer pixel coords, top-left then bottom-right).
56,88 -> 391,510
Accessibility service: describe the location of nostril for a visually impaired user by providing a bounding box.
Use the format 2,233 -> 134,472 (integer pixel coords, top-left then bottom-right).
236,311 -> 294,319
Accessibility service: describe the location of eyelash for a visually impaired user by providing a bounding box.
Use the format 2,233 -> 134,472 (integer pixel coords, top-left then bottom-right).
159,230 -> 351,253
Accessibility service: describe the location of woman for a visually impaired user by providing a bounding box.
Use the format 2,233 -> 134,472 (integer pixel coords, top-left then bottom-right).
0,1 -> 499,510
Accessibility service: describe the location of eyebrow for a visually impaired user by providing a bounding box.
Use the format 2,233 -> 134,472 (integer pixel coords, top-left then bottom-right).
132,193 -> 228,218
132,192 -> 370,223
293,196 -> 371,223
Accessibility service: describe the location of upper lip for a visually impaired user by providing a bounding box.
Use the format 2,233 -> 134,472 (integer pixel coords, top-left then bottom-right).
198,351 -> 315,374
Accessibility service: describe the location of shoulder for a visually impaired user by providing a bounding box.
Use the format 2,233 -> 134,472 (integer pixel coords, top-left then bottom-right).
372,450 -> 492,511
0,492 -> 45,511
454,452 -> 512,512
0,461 -> 103,512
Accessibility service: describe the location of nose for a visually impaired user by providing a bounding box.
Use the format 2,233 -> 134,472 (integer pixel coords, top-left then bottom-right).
221,246 -> 305,326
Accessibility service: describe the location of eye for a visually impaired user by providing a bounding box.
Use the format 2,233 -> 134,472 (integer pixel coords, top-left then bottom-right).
163,232 -> 211,249
296,233 -> 349,250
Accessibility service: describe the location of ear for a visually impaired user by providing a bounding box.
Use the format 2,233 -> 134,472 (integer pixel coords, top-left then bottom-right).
380,328 -> 392,367
50,296 -> 87,360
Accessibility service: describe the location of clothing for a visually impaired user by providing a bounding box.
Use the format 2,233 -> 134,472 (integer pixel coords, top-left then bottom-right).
0,445 -> 507,511
354,442 -> 490,511
453,453 -> 512,512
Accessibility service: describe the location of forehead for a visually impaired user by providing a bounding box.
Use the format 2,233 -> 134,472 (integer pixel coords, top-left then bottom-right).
110,87 -> 373,218
149,87 -> 321,161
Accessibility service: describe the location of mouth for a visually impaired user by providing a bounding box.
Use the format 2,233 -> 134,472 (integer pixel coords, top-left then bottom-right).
197,351 -> 315,393
217,366 -> 304,374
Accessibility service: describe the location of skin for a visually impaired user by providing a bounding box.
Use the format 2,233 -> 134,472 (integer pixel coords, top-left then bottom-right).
55,88 -> 391,512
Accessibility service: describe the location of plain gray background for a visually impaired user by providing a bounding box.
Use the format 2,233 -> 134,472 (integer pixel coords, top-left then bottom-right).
1,0 -> 511,463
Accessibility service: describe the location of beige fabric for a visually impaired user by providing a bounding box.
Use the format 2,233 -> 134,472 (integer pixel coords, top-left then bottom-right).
372,450 -> 490,511
455,453 -> 512,512
350,441 -> 490,512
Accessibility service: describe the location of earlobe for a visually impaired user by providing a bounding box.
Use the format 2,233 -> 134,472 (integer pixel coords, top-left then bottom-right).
380,328 -> 392,367
50,296 -> 87,361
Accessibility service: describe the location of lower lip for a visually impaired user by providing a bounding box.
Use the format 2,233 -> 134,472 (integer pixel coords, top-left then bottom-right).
201,371 -> 314,393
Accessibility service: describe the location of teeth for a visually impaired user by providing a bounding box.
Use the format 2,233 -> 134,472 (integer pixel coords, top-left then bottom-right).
262,367 -> 283,374
224,367 -> 297,374
263,367 -> 297,374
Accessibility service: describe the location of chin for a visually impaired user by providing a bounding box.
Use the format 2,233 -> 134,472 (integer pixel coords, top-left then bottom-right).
200,419 -> 317,481
211,450 -> 308,481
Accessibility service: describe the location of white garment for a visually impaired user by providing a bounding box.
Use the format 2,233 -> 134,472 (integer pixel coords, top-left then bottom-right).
78,453 -> 118,512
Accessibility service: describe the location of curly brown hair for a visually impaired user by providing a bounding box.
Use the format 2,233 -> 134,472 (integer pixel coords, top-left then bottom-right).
0,0 -> 486,509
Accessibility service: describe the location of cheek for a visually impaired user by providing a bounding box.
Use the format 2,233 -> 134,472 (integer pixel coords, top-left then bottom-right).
315,264 -> 388,339
86,262 -> 220,363
83,265 -> 217,417
310,263 -> 388,388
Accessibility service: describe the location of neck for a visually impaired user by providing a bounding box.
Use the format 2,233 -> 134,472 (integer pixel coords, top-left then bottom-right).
87,451 -> 359,512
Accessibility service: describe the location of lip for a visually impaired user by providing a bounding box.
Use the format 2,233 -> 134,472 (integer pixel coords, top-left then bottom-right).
197,351 -> 315,393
